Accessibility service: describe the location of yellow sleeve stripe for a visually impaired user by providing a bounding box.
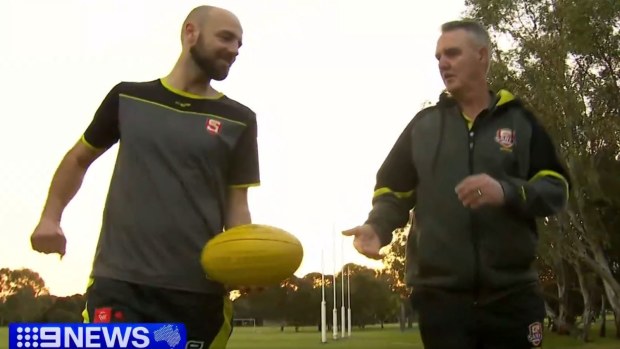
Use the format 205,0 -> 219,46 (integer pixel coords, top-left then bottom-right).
373,187 -> 414,199
229,182 -> 260,189
529,170 -> 570,200
80,135 -> 100,151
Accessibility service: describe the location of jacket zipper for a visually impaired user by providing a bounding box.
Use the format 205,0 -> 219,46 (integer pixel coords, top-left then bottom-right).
466,95 -> 499,306
466,119 -> 480,306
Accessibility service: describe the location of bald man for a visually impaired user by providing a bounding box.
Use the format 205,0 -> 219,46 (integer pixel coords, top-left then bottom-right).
30,6 -> 258,348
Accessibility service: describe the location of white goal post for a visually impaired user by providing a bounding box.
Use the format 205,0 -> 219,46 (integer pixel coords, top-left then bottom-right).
233,318 -> 256,328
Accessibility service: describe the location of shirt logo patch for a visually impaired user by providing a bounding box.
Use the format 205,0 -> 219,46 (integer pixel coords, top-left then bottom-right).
527,321 -> 543,347
206,119 -> 222,135
94,307 -> 112,323
495,128 -> 515,150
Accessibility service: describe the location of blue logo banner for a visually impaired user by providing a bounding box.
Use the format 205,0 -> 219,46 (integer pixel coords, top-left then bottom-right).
8,323 -> 187,349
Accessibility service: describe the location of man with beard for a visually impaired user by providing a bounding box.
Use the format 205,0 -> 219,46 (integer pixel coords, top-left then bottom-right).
343,20 -> 569,348
30,6 -> 258,348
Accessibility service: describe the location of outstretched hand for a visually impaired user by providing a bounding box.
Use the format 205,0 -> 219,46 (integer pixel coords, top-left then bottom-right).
342,224 -> 383,260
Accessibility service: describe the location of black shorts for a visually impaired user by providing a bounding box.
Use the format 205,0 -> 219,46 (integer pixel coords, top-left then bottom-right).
82,277 -> 233,349
411,286 -> 545,349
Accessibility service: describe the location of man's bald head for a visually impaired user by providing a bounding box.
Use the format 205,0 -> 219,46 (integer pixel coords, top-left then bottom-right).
180,5 -> 240,43
179,5 -> 243,81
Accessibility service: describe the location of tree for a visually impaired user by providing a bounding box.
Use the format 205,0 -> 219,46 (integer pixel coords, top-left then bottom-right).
38,294 -> 85,323
284,276 -> 321,331
233,279 -> 289,325
0,268 -> 50,325
381,211 -> 414,330
348,267 -> 390,328
0,268 -> 49,300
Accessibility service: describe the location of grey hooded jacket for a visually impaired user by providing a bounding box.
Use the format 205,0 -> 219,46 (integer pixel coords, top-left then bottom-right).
366,90 -> 570,302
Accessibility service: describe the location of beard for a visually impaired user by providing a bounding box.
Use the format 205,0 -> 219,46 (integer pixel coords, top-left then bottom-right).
189,41 -> 230,81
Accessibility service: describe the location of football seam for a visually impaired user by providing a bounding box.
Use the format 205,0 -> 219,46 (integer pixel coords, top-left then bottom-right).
207,239 -> 302,246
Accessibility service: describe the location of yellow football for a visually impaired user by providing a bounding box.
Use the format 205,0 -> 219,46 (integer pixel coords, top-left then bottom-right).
200,224 -> 304,287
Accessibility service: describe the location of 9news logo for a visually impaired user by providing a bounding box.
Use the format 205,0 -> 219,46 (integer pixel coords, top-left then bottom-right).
8,323 -> 187,349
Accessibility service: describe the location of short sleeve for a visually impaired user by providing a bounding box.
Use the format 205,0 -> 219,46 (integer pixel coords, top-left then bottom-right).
81,83 -> 121,150
227,116 -> 260,188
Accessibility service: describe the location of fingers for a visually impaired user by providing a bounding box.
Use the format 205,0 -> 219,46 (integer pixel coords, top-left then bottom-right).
344,225 -> 383,260
55,234 -> 67,256
455,175 -> 476,194
460,187 -> 484,208
353,238 -> 382,260
341,227 -> 360,237
31,234 -> 66,255
456,174 -> 487,208
455,175 -> 483,197
226,285 -> 266,294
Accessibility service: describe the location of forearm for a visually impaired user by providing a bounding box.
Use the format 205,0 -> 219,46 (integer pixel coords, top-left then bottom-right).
500,173 -> 569,218
41,154 -> 89,222
364,116 -> 418,246
225,188 -> 252,229
225,205 -> 251,228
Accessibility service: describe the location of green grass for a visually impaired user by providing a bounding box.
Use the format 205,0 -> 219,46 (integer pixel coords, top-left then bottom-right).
0,323 -> 617,349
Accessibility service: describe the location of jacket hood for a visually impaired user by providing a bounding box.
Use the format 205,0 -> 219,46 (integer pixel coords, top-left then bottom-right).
438,89 -> 517,109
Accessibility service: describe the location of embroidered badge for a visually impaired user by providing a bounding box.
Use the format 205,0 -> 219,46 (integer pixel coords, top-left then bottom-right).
495,128 -> 515,150
94,307 -> 112,323
527,321 -> 543,347
206,119 -> 222,135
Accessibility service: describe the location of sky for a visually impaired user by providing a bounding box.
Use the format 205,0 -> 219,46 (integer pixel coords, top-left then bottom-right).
0,0 -> 468,296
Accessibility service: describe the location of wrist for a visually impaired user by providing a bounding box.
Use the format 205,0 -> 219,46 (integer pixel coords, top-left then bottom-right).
499,179 -> 525,208
41,208 -> 62,224
364,221 -> 393,247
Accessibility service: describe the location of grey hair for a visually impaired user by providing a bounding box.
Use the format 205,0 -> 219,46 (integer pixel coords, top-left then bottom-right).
441,20 -> 492,73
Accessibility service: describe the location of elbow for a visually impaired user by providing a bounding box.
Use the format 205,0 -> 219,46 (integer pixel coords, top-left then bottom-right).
66,142 -> 103,170
531,192 -> 569,218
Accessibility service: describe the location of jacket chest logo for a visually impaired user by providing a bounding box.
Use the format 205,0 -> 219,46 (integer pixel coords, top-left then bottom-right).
206,118 -> 222,135
495,128 -> 515,151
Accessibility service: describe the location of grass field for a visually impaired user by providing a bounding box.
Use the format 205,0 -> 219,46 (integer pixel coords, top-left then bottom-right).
1,323 -> 618,348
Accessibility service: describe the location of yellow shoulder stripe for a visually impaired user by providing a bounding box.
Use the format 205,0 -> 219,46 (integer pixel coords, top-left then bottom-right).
373,187 -> 414,199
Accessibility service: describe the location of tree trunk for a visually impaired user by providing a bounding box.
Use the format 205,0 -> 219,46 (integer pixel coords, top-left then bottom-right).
600,294 -> 607,338
399,299 -> 406,332
614,306 -> 620,339
594,249 -> 620,339
583,233 -> 620,299
574,262 -> 592,342
555,263 -> 571,335
545,301 -> 557,331
564,210 -> 620,338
